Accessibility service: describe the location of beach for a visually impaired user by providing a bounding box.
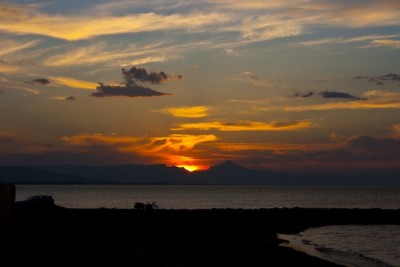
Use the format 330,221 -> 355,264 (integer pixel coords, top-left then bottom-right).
3,207 -> 399,267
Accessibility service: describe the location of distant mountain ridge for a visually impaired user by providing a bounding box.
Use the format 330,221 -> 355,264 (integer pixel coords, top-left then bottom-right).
1,160 -> 399,185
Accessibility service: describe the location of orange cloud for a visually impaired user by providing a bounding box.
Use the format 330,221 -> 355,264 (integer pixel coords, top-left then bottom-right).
392,124 -> 400,139
0,63 -> 21,74
50,77 -> 98,90
0,9 -> 229,41
368,39 -> 400,49
62,133 -> 217,168
213,142 -> 344,152
173,120 -> 312,131
61,134 -> 142,146
160,106 -> 210,118
135,134 -> 218,154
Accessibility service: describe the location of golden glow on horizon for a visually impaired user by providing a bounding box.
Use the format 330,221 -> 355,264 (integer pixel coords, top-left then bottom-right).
142,134 -> 218,153
167,155 -> 207,171
178,165 -> 200,172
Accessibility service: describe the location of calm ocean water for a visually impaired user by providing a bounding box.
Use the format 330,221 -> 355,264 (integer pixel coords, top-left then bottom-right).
16,184 -> 400,266
15,184 -> 400,209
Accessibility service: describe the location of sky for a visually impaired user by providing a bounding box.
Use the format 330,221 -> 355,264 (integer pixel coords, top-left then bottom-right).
1,0 -> 400,172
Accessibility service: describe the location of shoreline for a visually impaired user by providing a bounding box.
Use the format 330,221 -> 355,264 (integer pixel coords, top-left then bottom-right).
4,207 -> 399,266
278,233 -> 393,267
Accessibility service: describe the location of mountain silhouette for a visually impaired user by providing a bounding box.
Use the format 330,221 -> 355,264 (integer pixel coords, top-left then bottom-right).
1,161 -> 399,185
208,160 -> 246,172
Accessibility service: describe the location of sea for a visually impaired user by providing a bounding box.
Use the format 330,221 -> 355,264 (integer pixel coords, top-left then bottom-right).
16,184 -> 400,267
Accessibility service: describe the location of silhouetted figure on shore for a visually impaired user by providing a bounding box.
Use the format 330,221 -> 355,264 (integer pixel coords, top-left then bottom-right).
134,201 -> 158,210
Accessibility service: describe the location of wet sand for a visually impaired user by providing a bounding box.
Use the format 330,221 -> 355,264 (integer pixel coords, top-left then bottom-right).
3,207 -> 399,266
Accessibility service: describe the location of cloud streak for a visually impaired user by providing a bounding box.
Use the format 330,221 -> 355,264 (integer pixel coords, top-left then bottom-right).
160,106 -> 210,118
283,90 -> 400,111
368,39 -> 400,49
2,1 -> 400,46
50,77 -> 98,90
0,39 -> 39,56
0,8 -> 230,41
173,120 -> 312,131
355,74 -> 400,85
293,92 -> 314,98
298,34 -> 400,47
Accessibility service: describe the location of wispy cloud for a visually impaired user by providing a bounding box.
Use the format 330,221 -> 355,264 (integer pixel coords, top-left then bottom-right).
49,96 -> 76,101
0,62 -> 22,74
43,42 -> 180,67
355,74 -> 400,85
283,90 -> 400,111
298,34 -> 400,47
293,92 -> 314,98
0,77 -> 41,95
159,106 -> 210,118
50,77 -> 98,90
2,1 -> 399,45
367,39 -> 400,49
173,120 -> 312,131
0,8 -> 230,41
231,71 -> 275,87
0,40 -> 39,56
62,134 -> 142,147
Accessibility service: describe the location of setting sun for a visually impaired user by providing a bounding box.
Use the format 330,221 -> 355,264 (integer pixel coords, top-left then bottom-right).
178,165 -> 200,172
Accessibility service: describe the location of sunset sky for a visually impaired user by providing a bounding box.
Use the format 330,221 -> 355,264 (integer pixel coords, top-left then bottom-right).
1,0 -> 400,172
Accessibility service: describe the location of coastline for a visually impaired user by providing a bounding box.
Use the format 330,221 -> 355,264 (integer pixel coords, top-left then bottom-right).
4,207 -> 399,266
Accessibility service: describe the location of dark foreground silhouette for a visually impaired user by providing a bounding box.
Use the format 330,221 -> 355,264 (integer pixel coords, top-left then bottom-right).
3,206 -> 400,267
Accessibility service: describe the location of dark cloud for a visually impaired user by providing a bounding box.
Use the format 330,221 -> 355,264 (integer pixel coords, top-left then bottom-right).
348,135 -> 400,153
378,74 -> 400,81
355,74 -> 400,85
65,96 -> 76,100
92,66 -> 180,98
293,92 -> 314,98
122,67 -> 181,85
31,78 -> 50,85
0,133 -> 18,143
320,91 -> 362,100
91,83 -> 170,97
